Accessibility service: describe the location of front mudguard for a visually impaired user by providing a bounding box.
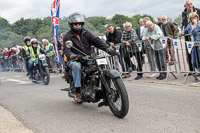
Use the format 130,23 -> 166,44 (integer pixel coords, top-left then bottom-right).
41,60 -> 48,67
105,69 -> 121,79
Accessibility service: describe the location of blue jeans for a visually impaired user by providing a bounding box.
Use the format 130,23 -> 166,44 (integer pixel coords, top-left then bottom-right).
118,54 -> 126,72
191,46 -> 200,70
28,60 -> 34,77
67,61 -> 82,87
11,57 -> 17,70
24,60 -> 29,71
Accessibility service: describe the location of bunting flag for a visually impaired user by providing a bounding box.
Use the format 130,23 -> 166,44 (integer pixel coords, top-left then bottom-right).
186,41 -> 194,54
115,46 -> 120,52
160,37 -> 167,49
173,39 -> 179,51
51,0 -> 61,68
136,41 -> 142,52
115,43 -> 121,52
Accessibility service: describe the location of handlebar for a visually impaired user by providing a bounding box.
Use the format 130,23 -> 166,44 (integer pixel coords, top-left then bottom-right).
70,54 -> 112,62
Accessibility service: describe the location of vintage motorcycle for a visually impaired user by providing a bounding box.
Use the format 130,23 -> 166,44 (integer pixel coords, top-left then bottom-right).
32,54 -> 50,85
62,41 -> 129,118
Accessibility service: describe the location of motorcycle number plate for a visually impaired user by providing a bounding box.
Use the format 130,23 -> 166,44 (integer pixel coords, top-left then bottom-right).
38,54 -> 46,60
96,58 -> 107,65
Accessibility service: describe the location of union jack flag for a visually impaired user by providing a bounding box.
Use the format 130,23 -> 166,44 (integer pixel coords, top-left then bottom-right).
51,0 -> 60,26
51,0 -> 61,70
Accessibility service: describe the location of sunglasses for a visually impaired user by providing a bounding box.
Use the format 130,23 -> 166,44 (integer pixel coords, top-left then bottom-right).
72,23 -> 83,26
191,16 -> 197,19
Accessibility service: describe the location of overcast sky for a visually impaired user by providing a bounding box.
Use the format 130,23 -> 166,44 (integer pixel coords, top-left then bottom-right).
0,0 -> 199,24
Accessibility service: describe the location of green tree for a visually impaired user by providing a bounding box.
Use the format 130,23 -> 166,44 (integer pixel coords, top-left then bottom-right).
59,17 -> 70,35
0,31 -> 24,48
111,14 -> 132,29
35,25 -> 52,42
0,17 -> 11,31
86,16 -> 110,35
174,15 -> 182,29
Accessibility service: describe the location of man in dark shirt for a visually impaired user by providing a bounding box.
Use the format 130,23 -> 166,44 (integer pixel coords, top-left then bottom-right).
106,24 -> 126,72
106,24 -> 122,46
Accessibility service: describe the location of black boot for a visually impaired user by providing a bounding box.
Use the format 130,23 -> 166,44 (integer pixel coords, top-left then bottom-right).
159,73 -> 166,80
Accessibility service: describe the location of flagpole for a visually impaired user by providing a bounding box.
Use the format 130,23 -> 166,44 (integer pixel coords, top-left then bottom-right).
51,0 -> 61,72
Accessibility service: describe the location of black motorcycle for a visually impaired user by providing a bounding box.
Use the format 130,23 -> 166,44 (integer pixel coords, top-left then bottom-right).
32,54 -> 50,85
62,41 -> 129,118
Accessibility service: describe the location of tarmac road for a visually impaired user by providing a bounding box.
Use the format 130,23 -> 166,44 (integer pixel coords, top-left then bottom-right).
0,72 -> 200,133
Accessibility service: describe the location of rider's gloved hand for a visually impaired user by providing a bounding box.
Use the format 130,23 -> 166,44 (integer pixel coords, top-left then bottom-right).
106,47 -> 119,56
70,54 -> 86,61
77,54 -> 87,61
27,55 -> 31,59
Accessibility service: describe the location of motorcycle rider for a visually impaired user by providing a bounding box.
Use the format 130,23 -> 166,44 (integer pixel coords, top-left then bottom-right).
63,13 -> 118,102
28,39 -> 45,81
42,39 -> 56,72
22,36 -> 31,76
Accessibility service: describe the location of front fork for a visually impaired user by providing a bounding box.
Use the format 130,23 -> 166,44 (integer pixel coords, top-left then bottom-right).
99,68 -> 121,99
99,70 -> 112,97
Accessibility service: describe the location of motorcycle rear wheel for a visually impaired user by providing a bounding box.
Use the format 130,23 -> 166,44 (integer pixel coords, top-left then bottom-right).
107,77 -> 129,118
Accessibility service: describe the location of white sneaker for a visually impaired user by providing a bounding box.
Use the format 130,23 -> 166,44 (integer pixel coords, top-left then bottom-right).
147,73 -> 156,78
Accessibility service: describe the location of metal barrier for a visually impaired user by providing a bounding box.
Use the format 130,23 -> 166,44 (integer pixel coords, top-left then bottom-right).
0,56 -> 26,72
175,34 -> 200,83
93,36 -> 200,83
93,40 -> 178,82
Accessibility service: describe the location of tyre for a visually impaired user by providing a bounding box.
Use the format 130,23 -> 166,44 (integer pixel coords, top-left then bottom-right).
107,77 -> 129,118
42,67 -> 50,85
32,68 -> 38,83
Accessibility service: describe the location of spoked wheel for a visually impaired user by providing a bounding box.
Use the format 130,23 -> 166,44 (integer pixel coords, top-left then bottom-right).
107,77 -> 129,118
42,67 -> 50,85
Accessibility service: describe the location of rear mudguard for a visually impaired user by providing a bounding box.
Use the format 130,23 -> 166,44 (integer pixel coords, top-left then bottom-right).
106,69 -> 121,79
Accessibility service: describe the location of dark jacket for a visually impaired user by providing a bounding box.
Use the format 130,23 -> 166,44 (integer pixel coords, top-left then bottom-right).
106,29 -> 122,45
21,45 -> 31,61
182,7 -> 200,29
136,26 -> 142,40
9,50 -> 17,60
162,22 -> 177,39
158,22 -> 163,29
63,29 -> 109,59
57,41 -> 62,50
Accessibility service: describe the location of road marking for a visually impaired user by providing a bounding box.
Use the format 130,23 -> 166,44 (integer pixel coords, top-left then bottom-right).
3,79 -> 32,84
13,75 -> 22,78
0,77 -> 6,80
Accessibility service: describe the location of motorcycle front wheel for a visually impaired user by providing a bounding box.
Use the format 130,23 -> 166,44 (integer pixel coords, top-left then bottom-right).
42,67 -> 50,85
107,77 -> 129,118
